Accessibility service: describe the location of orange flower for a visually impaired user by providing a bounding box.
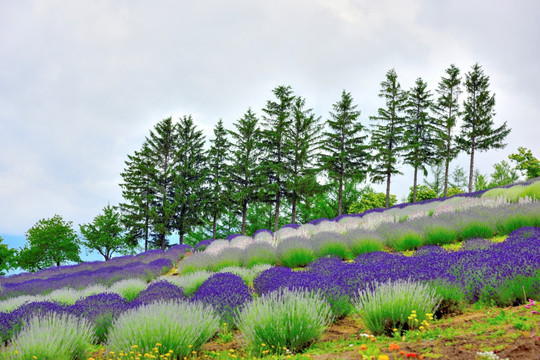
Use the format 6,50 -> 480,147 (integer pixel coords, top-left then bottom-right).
371,337 -> 377,342
399,350 -> 407,356
360,344 -> 368,350
389,343 -> 400,351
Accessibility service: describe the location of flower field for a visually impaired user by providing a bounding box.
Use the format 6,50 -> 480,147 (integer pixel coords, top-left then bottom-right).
1,181 -> 540,359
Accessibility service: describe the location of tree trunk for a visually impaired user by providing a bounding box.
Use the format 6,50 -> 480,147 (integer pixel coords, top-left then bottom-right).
161,233 -> 166,251
212,212 -> 217,239
469,142 -> 475,193
144,214 -> 149,252
386,171 -> 391,208
412,166 -> 418,202
338,176 -> 344,216
291,194 -> 297,224
179,232 -> 184,245
241,201 -> 247,235
274,191 -> 280,233
443,157 -> 450,197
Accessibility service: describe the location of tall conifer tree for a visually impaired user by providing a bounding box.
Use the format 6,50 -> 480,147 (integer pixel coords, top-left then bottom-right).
370,69 -> 408,207
319,90 -> 369,216
285,96 -> 323,223
403,77 -> 437,203
261,85 -> 295,232
434,64 -> 462,196
207,119 -> 231,239
457,63 -> 510,192
229,109 -> 263,235
174,115 -> 208,244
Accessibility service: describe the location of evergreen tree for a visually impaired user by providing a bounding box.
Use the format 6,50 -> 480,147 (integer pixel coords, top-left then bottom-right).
228,109 -> 263,235
207,119 -> 232,239
424,163 -> 445,196
320,90 -> 369,216
285,96 -> 323,223
119,143 -> 155,251
434,64 -> 462,197
260,85 -> 295,233
173,115 -> 208,244
370,69 -> 408,207
145,117 -> 179,250
457,63 -> 511,192
450,165 -> 468,191
403,77 -> 437,202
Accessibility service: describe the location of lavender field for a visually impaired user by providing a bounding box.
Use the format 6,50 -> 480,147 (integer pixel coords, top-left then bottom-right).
1,181 -> 539,359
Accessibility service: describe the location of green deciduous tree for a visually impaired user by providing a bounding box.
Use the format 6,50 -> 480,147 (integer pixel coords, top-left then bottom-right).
80,205 -> 135,261
488,160 -> 519,188
348,188 -> 397,214
407,185 -> 437,203
260,85 -> 295,232
434,64 -> 462,197
285,96 -> 323,223
509,147 -> 540,179
403,77 -> 438,202
229,109 -> 264,235
173,115 -> 208,244
370,69 -> 408,207
457,63 -> 511,192
474,169 -> 489,191
207,119 -> 231,239
17,215 -> 81,272
320,90 -> 369,216
0,236 -> 16,276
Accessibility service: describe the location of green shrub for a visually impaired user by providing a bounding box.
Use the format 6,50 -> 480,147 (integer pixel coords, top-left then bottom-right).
236,289 -> 333,355
407,185 -> 437,203
459,221 -> 495,240
354,279 -> 441,336
5,313 -> 93,360
387,231 -> 424,251
106,300 -> 219,358
424,226 -> 458,246
485,270 -> 540,307
211,248 -> 243,272
483,181 -> 540,202
311,233 -> 351,260
277,238 -> 316,268
159,271 -> 212,297
109,278 -> 148,301
344,230 -> 384,257
242,243 -> 277,268
43,288 -> 81,305
429,280 -> 465,318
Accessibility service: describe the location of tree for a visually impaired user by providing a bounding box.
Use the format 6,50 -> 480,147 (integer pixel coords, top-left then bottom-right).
319,90 -> 369,216
434,64 -> 462,197
457,63 -> 511,192
407,185 -> 437,203
509,147 -> 540,179
228,109 -> 263,235
80,205 -> 134,261
173,115 -> 208,245
474,169 -> 489,191
348,188 -> 397,214
424,163 -> 445,196
370,69 -> 408,207
260,85 -> 295,233
285,96 -> 323,223
207,119 -> 232,239
0,236 -> 16,276
449,166 -> 468,191
119,143 -> 155,251
403,77 -> 438,202
488,160 -> 519,188
17,215 -> 81,272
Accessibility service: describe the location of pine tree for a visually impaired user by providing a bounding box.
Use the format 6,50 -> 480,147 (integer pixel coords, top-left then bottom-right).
173,115 -> 208,244
260,85 -> 295,233
119,143 -> 155,251
403,77 -> 438,203
457,63 -> 511,192
145,117 -> 179,250
434,64 -> 462,196
320,90 -> 369,216
207,119 -> 231,239
228,109 -> 263,235
424,163 -> 445,196
370,69 -> 408,207
285,96 -> 323,223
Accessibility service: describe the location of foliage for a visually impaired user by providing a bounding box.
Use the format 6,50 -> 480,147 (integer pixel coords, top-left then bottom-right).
488,160 -> 519,188
370,68 -> 408,207
449,165 -> 468,191
80,204 -> 135,261
235,288 -> 333,355
108,278 -> 148,301
474,169 -> 490,191
276,237 -> 316,268
319,90 -> 369,216
106,300 -> 219,359
348,188 -> 397,214
424,163 -> 444,197
0,236 -> 16,276
354,279 -> 441,336
17,215 -> 81,272
509,147 -> 540,179
407,185 -> 437,203
4,313 -> 93,360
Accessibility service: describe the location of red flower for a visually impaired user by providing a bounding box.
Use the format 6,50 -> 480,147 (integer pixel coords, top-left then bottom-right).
406,353 -> 417,358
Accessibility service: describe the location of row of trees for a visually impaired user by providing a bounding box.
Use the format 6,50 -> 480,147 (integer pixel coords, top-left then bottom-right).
119,63 -> 512,250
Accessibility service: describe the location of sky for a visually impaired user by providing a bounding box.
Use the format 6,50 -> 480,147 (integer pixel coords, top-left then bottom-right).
1,0 -> 539,257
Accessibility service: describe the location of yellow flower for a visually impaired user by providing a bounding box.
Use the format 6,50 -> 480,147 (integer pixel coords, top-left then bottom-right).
132,345 -> 139,349
378,355 -> 390,360
33,357 -> 37,360
156,343 -> 162,347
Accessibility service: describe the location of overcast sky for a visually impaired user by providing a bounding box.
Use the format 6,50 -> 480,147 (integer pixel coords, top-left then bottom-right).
1,0 -> 539,251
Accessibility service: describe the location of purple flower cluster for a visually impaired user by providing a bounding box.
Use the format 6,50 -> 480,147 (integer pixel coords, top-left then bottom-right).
131,281 -> 185,307
253,229 -> 273,238
254,227 -> 540,305
194,239 -> 215,251
192,273 -> 252,325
